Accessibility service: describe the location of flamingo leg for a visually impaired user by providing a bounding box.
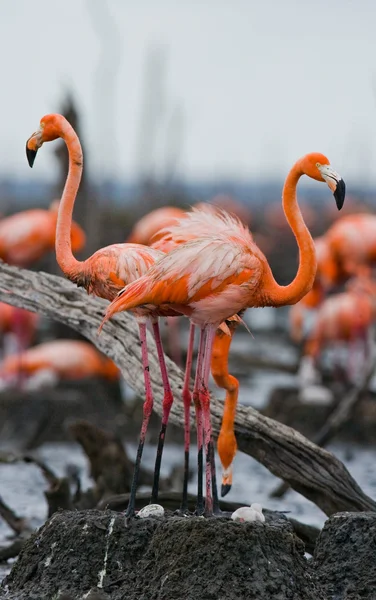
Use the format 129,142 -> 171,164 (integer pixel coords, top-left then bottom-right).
150,319 -> 175,503
200,324 -> 217,516
193,326 -> 207,515
125,321 -> 154,520
180,322 -> 195,512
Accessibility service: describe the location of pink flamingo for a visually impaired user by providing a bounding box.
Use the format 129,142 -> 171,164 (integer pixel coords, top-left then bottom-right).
100,153 -> 346,515
26,113 -> 179,517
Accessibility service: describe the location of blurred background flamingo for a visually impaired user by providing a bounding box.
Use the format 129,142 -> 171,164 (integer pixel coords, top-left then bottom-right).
0,340 -> 119,391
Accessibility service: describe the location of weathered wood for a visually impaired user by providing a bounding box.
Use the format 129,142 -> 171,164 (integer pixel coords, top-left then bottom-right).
0,260 -> 375,516
68,420 -> 177,498
0,497 -> 29,536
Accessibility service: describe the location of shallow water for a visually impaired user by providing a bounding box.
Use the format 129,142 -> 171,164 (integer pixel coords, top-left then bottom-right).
1,325 -> 376,582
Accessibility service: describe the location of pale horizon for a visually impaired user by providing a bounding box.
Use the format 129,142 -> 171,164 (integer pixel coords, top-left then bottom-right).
1,0 -> 376,185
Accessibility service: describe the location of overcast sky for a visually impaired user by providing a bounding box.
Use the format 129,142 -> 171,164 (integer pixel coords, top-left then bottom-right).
1,0 -> 376,184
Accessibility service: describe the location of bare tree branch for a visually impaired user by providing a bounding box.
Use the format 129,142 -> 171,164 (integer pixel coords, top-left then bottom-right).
0,260 -> 375,516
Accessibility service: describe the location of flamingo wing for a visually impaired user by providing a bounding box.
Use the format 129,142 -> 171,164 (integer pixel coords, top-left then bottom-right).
100,236 -> 264,326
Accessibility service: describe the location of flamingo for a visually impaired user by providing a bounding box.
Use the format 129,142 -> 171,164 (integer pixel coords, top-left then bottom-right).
0,340 -> 119,388
26,113 -> 178,518
289,236 -> 331,343
290,215 -> 376,344
126,205 -> 188,367
0,303 -> 39,386
100,152 -> 346,516
321,213 -> 376,284
0,200 -> 85,266
301,275 -> 376,385
128,205 -> 242,500
0,303 -> 38,349
154,206 -> 246,501
126,206 -> 187,246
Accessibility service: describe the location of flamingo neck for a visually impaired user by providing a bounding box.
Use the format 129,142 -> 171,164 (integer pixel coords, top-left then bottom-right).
55,117 -> 83,282
264,162 -> 317,307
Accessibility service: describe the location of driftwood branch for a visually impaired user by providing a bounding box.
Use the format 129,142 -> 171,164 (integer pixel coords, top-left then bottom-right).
0,260 -> 375,516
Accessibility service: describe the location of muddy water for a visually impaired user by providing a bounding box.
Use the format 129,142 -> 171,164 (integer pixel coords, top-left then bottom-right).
1,317 -> 376,582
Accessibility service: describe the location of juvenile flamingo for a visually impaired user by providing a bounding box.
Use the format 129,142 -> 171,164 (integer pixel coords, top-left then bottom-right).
0,340 -> 119,386
100,152 -> 346,515
26,113 -> 178,517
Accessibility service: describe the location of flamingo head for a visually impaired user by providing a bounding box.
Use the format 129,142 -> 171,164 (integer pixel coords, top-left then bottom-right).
300,153 -> 346,210
217,430 -> 237,497
26,114 -> 62,167
221,466 -> 233,498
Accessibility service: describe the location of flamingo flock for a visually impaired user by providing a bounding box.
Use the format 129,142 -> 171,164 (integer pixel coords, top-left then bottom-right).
22,112 -> 349,521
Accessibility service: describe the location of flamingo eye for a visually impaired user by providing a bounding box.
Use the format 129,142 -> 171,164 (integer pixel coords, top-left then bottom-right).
316,162 -> 320,168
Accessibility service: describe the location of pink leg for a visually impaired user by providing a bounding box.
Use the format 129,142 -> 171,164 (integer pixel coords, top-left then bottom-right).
181,322 -> 195,510
125,321 -> 154,519
193,327 -> 207,514
151,319 -> 174,502
199,325 -> 216,515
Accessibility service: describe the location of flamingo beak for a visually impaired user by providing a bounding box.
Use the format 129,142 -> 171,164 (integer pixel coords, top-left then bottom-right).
318,164 -> 346,210
26,129 -> 43,168
333,179 -> 346,210
221,466 -> 233,497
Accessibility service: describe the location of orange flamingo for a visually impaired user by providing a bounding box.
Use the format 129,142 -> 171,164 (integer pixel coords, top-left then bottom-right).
128,205 -> 242,500
100,152 -> 346,515
126,205 -> 188,367
321,213 -> 376,284
289,236 -> 331,343
26,113 -> 179,517
154,206 -> 245,501
0,340 -> 119,386
290,215 -> 376,344
0,200 -> 85,266
0,303 -> 39,383
126,206 -> 187,246
0,303 -> 38,345
301,276 -> 376,384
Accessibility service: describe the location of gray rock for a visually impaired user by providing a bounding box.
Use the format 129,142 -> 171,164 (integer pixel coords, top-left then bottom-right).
314,511 -> 376,599
0,509 -> 322,600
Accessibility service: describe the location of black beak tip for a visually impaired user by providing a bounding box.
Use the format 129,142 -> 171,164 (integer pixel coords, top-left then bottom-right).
26,143 -> 37,168
334,179 -> 346,210
221,483 -> 231,498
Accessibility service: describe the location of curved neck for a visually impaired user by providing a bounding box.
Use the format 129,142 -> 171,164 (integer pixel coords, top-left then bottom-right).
264,162 -> 317,307
55,118 -> 83,281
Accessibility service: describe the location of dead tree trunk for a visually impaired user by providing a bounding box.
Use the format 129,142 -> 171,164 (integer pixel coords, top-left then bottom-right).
0,260 -> 375,517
